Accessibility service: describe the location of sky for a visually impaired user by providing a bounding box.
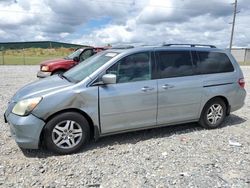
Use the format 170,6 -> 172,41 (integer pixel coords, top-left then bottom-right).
0,0 -> 249,48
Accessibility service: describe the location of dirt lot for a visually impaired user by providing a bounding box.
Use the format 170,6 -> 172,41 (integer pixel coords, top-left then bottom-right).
0,66 -> 249,187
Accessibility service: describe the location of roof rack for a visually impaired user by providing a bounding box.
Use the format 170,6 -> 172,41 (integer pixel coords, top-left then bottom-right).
111,45 -> 134,49
140,44 -> 158,47
163,44 -> 216,48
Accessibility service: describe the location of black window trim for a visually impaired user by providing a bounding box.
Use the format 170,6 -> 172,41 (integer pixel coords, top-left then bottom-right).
151,51 -> 158,80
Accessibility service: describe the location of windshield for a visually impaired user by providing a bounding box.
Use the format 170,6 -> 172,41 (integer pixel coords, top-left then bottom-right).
65,49 -> 84,60
63,51 -> 119,83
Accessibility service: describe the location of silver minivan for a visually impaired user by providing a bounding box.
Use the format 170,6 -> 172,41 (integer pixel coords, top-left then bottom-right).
4,44 -> 246,154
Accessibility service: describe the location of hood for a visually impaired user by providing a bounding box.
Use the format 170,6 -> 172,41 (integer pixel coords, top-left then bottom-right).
40,58 -> 74,66
11,75 -> 73,102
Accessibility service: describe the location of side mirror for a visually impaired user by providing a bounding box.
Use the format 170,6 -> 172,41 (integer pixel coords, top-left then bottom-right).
73,56 -> 80,62
102,74 -> 116,84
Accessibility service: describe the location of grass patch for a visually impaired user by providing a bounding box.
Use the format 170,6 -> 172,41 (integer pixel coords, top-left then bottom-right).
0,55 -> 62,65
0,48 -> 74,65
239,62 -> 250,66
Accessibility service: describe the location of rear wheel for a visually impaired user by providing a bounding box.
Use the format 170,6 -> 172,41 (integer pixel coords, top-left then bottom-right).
199,98 -> 226,129
44,112 -> 90,154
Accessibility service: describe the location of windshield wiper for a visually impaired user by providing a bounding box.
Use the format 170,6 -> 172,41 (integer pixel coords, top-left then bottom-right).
58,74 -> 72,82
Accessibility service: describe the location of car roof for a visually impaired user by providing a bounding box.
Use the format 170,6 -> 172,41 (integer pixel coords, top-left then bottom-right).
107,45 -> 225,55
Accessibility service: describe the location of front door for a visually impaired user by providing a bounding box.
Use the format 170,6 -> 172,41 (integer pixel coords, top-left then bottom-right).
99,52 -> 157,133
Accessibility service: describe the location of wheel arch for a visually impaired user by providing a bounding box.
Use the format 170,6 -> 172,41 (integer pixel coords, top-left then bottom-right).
201,95 -> 230,116
39,108 -> 97,147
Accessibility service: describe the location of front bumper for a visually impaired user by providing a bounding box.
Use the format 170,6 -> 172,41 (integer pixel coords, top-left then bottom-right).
4,112 -> 45,149
37,71 -> 52,78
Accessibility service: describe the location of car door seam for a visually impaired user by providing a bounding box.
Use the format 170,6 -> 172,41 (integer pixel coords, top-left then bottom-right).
97,86 -> 102,134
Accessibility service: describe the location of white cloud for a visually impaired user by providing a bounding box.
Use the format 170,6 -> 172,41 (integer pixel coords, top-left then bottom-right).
34,34 -> 47,41
59,32 -> 70,38
0,0 -> 249,48
0,29 -> 6,36
136,0 -> 173,24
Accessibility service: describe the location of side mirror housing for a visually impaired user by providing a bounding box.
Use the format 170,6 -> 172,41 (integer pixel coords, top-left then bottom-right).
102,74 -> 116,84
73,56 -> 80,62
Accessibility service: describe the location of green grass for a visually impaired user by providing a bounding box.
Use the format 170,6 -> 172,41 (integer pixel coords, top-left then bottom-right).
0,55 -> 62,65
239,62 -> 250,66
0,48 -> 74,65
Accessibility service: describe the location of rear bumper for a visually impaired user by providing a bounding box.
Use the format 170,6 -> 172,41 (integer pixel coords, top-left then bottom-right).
37,71 -> 52,78
231,88 -> 246,112
4,112 -> 45,149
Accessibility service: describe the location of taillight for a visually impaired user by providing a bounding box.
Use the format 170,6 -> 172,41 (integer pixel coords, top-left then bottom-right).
238,78 -> 245,88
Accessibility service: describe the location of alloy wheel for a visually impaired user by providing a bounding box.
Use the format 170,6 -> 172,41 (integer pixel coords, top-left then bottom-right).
206,104 -> 223,125
52,120 -> 83,149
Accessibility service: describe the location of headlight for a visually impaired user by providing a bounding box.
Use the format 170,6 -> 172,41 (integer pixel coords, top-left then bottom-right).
41,65 -> 49,71
12,97 -> 42,116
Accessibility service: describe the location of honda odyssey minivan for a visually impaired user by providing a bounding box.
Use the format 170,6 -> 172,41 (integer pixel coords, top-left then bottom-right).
4,44 -> 246,154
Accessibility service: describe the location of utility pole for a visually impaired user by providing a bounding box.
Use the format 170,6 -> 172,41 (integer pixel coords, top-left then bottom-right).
229,0 -> 238,51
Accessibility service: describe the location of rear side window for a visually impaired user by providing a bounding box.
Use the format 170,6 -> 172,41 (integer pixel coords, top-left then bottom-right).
156,51 -> 193,78
196,52 -> 234,74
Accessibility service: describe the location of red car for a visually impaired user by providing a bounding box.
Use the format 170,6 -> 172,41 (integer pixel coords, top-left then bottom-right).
37,47 -> 106,78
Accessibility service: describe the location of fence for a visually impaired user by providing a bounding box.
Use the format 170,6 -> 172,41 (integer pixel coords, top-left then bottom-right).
231,48 -> 250,66
0,48 -> 74,65
1,47 -> 250,65
0,41 -> 85,50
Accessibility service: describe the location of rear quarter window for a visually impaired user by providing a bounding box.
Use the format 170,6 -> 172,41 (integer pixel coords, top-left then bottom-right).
196,51 -> 234,74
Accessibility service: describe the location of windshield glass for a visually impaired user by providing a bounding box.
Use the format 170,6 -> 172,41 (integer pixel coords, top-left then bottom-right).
63,51 -> 118,83
65,48 -> 84,60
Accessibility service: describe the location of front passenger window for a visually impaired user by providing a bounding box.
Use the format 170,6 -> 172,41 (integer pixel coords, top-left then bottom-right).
106,52 -> 151,83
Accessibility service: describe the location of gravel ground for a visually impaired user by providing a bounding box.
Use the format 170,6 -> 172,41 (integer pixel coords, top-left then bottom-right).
0,65 -> 249,188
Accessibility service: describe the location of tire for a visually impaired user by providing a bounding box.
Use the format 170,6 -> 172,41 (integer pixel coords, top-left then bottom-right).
199,98 -> 226,129
44,112 -> 90,154
52,70 -> 65,75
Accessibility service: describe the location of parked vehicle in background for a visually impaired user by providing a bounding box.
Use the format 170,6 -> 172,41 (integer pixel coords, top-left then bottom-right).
4,44 -> 246,155
37,47 -> 107,78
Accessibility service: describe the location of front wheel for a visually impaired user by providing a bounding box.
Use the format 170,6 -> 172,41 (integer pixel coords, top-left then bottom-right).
44,112 -> 90,154
199,98 -> 226,129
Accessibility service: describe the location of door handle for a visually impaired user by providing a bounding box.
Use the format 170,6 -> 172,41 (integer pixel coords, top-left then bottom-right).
162,84 -> 175,89
141,86 -> 154,92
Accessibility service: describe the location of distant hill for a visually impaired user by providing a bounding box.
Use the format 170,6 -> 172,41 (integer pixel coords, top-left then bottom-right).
0,41 -> 88,50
